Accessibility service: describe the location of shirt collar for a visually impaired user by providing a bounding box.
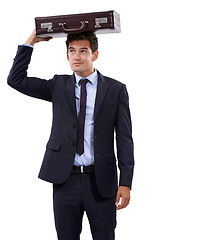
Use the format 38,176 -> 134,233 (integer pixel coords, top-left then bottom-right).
74,70 -> 98,86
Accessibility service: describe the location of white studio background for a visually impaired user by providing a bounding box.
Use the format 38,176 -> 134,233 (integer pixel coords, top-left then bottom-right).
0,0 -> 210,239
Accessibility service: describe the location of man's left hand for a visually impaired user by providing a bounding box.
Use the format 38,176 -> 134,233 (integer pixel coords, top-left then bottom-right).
115,186 -> 131,210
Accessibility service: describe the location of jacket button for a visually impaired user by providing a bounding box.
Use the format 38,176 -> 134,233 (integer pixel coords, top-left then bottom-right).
71,142 -> 76,146
73,125 -> 77,129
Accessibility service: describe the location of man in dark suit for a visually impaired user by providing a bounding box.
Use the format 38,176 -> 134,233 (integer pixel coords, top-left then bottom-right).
7,30 -> 134,240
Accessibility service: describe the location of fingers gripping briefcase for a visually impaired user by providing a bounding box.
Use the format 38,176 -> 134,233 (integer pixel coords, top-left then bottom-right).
35,10 -> 121,38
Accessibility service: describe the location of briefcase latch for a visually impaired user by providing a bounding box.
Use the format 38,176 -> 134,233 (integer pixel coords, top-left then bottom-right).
95,18 -> 108,28
41,22 -> 53,32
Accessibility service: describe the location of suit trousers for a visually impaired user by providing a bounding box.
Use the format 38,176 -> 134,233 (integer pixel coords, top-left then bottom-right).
53,172 -> 117,240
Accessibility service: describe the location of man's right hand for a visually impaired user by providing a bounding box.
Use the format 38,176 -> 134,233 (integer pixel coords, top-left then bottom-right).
25,30 -> 52,46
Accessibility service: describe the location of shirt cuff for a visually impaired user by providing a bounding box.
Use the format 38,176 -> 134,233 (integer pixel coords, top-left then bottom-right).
22,44 -> 34,49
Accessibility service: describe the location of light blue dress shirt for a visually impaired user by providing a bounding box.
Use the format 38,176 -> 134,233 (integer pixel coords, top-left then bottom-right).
22,44 -> 34,48
74,71 -> 98,166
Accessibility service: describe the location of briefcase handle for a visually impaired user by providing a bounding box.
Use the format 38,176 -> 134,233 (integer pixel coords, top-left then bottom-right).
59,21 -> 88,34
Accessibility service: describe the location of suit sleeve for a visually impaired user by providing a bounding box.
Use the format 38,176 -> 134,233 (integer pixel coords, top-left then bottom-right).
7,45 -> 54,102
116,84 -> 134,189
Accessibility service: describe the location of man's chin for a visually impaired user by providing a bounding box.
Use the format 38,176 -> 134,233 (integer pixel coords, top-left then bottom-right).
70,66 -> 94,77
72,66 -> 83,73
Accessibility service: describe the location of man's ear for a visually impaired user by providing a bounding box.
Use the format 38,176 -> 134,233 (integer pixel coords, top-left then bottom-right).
92,50 -> 99,61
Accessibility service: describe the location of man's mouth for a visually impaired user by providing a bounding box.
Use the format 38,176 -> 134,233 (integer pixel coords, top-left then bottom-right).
73,62 -> 83,65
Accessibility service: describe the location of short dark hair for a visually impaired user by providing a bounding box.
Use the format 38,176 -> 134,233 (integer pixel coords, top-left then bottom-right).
66,32 -> 98,53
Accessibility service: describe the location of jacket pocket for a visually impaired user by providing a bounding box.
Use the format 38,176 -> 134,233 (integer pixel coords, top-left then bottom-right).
46,140 -> 61,151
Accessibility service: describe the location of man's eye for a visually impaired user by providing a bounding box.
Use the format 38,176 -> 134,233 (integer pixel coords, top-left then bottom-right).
69,50 -> 75,53
81,50 -> 87,53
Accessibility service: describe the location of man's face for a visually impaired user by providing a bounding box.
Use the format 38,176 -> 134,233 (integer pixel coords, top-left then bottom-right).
67,40 -> 99,77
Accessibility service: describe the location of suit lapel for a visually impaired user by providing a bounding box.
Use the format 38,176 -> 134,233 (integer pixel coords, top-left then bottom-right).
66,75 -> 77,119
94,72 -> 109,120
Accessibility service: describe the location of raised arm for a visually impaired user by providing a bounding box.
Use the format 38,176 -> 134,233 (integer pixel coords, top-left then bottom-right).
7,31 -> 54,102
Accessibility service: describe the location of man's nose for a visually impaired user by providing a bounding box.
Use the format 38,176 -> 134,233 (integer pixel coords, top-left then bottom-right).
74,52 -> 81,60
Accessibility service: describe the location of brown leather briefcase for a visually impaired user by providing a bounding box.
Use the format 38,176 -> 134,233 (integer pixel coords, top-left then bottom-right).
35,10 -> 120,38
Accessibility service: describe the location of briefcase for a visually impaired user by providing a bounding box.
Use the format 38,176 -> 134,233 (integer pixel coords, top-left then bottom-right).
35,10 -> 121,38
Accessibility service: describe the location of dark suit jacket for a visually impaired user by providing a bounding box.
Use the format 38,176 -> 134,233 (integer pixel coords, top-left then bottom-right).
7,45 -> 134,198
